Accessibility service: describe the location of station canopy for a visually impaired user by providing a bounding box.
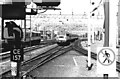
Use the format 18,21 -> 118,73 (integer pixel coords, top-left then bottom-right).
0,0 -> 60,6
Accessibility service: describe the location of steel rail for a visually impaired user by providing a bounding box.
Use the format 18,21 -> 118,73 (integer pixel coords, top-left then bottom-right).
0,43 -> 55,60
1,44 -> 72,77
1,44 -> 58,77
22,45 -> 73,78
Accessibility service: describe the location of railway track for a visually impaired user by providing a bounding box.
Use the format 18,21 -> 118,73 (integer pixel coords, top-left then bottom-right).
0,39 -> 56,53
0,44 -> 57,77
1,44 -> 73,78
0,42 -> 55,60
22,44 -> 72,78
73,39 -> 120,73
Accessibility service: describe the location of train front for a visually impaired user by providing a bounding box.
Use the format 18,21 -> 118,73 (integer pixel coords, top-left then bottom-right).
56,31 -> 69,45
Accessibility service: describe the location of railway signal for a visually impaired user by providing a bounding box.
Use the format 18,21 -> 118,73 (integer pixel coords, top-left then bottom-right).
3,21 -> 24,78
0,0 -> 61,78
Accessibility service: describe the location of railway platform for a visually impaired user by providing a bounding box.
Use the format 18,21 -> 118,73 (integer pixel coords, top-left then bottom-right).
81,40 -> 120,78
25,47 -> 118,78
81,40 -> 120,61
81,40 -> 104,53
27,50 -> 99,77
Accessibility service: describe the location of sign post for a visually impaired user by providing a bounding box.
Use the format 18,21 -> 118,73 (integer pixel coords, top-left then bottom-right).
100,0 -> 118,78
10,37 -> 23,78
103,0 -> 109,78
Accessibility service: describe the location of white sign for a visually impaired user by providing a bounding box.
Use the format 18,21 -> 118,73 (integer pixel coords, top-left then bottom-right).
97,47 -> 117,77
11,61 -> 17,76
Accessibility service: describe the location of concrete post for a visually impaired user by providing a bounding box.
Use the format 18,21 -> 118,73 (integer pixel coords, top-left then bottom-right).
103,0 -> 109,47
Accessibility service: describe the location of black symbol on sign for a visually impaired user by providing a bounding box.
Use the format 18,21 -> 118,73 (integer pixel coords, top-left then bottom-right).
102,50 -> 112,64
98,48 -> 115,66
